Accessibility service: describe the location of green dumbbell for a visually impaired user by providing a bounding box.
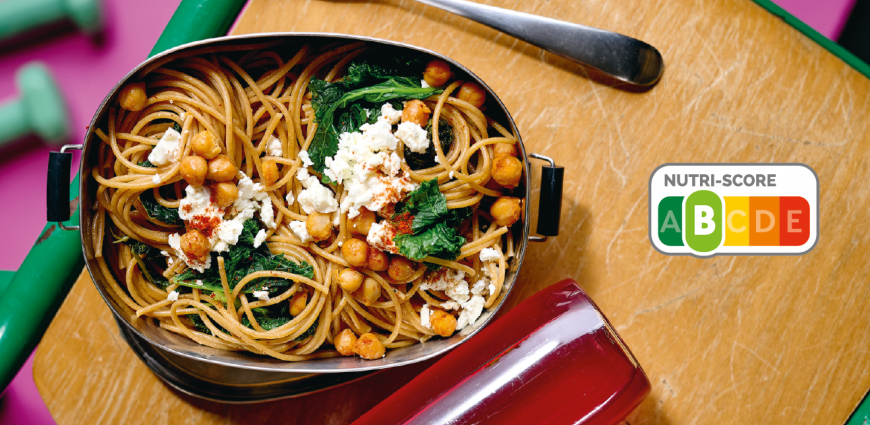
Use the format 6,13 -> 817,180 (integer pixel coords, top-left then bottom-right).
0,62 -> 71,146
0,0 -> 103,40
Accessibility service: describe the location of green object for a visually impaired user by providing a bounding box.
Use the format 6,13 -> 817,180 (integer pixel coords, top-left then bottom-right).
657,196 -> 684,247
0,0 -> 247,393
0,63 -> 71,146
749,0 -> 870,80
0,271 -> 15,300
684,190 -> 722,253
0,0 -> 103,40
0,175 -> 83,391
149,0 -> 247,57
847,387 -> 870,425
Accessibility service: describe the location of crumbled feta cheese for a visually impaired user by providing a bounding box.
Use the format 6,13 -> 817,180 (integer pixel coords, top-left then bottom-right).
169,99 -> 174,104
421,304 -> 432,329
395,121 -> 430,153
152,173 -> 162,184
160,250 -> 169,257
440,301 -> 461,310
285,192 -> 295,205
449,171 -> 454,179
213,175 -> 268,252
297,180 -> 338,214
367,221 -> 399,253
299,150 -> 314,167
253,290 -> 270,301
421,79 -> 430,88
456,295 -> 485,330
195,280 -> 204,286
179,112 -> 186,122
479,248 -> 500,263
471,280 -> 487,296
488,283 -> 496,295
380,103 -> 403,125
266,135 -> 282,157
289,220 -> 312,243
236,175 -> 268,205
178,185 -> 217,221
147,128 -> 182,166
167,290 -> 179,301
359,119 -> 399,152
253,229 -> 268,248
260,197 -> 277,228
446,280 -> 471,304
321,106 -> 418,219
420,269 -> 467,292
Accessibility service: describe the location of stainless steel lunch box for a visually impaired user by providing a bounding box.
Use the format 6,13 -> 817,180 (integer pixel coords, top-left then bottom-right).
47,33 -> 563,401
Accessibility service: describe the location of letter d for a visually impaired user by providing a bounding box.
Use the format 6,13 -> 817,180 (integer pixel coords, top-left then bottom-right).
695,205 -> 715,235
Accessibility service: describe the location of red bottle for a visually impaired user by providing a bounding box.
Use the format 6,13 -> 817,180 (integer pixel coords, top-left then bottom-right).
352,279 -> 650,425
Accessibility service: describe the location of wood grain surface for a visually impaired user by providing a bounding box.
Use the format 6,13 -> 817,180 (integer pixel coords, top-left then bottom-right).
33,0 -> 870,424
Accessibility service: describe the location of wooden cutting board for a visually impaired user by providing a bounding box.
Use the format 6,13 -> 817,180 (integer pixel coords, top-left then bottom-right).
33,0 -> 870,424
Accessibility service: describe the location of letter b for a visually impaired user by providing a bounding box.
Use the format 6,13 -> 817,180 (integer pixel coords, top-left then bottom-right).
695,205 -> 715,235
685,190 -> 723,253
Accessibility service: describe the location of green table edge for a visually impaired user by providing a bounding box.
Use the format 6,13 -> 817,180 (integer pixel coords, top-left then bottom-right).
749,0 -> 870,79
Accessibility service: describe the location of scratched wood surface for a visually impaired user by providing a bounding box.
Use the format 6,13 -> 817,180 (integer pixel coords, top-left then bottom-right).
33,0 -> 870,424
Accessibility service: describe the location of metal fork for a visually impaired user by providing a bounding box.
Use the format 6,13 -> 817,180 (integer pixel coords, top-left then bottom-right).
411,0 -> 665,86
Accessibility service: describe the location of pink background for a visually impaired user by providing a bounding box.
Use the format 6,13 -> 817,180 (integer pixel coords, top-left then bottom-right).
0,1 -> 181,423
0,0 -> 859,423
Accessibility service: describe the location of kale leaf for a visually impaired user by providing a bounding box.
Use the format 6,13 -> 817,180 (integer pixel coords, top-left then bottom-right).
125,239 -> 161,260
307,70 -> 442,173
394,179 -> 471,233
391,179 -> 470,261
240,307 -> 319,341
171,220 -> 315,294
139,190 -> 182,226
405,119 -> 454,170
394,225 -> 466,261
138,159 -> 156,168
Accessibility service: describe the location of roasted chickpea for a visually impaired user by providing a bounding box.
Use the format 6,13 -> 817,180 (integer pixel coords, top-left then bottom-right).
401,99 -> 431,127
213,182 -> 238,208
335,329 -> 358,356
190,131 -> 221,159
180,230 -> 210,261
367,248 -> 389,272
342,238 -> 370,268
338,268 -> 364,292
306,212 -> 333,242
484,177 -> 504,191
118,82 -> 147,111
207,154 -> 237,182
387,257 -> 415,282
353,277 -> 381,306
261,159 -> 280,186
491,156 -> 522,188
289,291 -> 308,316
180,156 -> 207,187
492,143 -> 518,159
490,196 -> 522,227
349,207 -> 376,235
423,59 -> 453,87
457,82 -> 486,108
354,332 -> 386,359
429,308 -> 457,337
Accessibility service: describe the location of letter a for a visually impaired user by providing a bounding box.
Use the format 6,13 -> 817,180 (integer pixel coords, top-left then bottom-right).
661,210 -> 681,233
